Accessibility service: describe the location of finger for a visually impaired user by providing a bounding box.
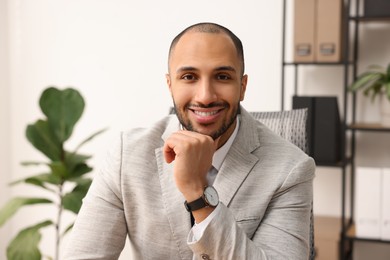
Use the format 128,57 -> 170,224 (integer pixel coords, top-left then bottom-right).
163,146 -> 176,163
163,130 -> 215,163
163,131 -> 192,163
163,138 -> 177,163
176,130 -> 214,146
178,130 -> 220,151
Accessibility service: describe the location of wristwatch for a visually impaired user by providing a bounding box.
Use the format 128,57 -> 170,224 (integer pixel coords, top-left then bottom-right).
184,186 -> 219,212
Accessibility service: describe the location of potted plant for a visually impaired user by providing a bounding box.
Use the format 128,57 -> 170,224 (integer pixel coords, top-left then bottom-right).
0,87 -> 106,260
349,63 -> 390,126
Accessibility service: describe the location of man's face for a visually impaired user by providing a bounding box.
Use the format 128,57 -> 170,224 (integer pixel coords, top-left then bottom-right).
166,32 -> 247,145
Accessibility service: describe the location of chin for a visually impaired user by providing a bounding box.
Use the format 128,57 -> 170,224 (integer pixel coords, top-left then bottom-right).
196,126 -> 226,140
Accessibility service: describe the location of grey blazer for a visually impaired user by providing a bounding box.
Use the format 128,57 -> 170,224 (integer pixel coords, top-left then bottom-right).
64,107 -> 315,260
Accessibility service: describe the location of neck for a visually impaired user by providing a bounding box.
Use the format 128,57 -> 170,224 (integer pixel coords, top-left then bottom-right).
216,118 -> 237,149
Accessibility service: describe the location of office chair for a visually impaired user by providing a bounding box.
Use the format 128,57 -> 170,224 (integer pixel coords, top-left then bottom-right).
250,108 -> 314,260
168,107 -> 315,259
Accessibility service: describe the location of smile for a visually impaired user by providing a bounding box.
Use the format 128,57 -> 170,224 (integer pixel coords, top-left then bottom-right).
193,110 -> 219,117
188,107 -> 224,125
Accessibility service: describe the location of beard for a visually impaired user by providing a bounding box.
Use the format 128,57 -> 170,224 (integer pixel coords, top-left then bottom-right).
173,101 -> 240,140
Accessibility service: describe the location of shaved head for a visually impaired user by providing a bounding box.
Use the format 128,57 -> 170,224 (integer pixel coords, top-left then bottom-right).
168,22 -> 245,75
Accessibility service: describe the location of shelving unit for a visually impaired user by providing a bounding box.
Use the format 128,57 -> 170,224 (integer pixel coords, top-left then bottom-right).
348,123 -> 390,132
281,0 -> 390,259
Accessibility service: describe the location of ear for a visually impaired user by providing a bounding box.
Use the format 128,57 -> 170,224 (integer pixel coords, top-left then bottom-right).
166,73 -> 172,94
239,74 -> 248,101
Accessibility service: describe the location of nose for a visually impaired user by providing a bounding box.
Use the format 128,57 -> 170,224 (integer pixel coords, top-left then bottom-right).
194,78 -> 217,105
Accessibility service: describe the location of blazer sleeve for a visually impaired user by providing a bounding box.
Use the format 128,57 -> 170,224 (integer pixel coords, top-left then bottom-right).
188,156 -> 315,260
62,134 -> 127,260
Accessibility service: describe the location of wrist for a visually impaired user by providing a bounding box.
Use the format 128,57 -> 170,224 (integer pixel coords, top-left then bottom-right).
192,206 -> 216,224
184,186 -> 219,212
179,180 -> 207,202
182,187 -> 204,203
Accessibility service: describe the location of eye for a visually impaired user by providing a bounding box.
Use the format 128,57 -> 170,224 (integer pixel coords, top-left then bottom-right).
181,74 -> 197,81
216,74 -> 231,80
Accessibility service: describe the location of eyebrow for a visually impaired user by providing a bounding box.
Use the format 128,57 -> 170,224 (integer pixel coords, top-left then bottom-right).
176,66 -> 237,74
176,66 -> 197,74
215,66 -> 236,72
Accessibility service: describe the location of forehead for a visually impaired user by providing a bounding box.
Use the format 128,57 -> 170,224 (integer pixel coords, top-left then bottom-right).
169,32 -> 239,72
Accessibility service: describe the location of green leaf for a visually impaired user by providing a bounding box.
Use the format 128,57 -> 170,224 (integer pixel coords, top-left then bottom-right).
71,177 -> 92,188
61,222 -> 74,237
20,161 -> 48,166
73,127 -> 108,154
0,197 -> 52,227
7,220 -> 53,260
349,63 -> 390,102
10,173 -> 62,191
64,152 -> 91,169
386,81 -> 390,101
349,72 -> 382,92
62,192 -> 83,214
27,173 -> 62,185
70,163 -> 92,179
369,82 -> 384,102
48,161 -> 68,179
367,64 -> 384,72
67,152 -> 91,162
64,152 -> 93,179
62,178 -> 92,214
24,177 -> 53,191
26,120 -> 62,161
387,63 -> 390,79
39,87 -> 85,143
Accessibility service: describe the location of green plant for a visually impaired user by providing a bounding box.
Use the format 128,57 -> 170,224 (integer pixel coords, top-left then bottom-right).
0,87 -> 106,260
349,63 -> 390,102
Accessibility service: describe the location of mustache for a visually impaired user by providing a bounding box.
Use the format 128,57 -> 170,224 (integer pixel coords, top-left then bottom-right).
186,102 -> 228,109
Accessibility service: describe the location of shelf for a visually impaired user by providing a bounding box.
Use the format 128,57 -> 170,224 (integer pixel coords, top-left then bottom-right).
316,158 -> 351,168
346,224 -> 390,244
283,61 -> 353,66
348,123 -> 390,132
349,16 -> 390,22
281,0 -> 390,259
314,216 -> 341,260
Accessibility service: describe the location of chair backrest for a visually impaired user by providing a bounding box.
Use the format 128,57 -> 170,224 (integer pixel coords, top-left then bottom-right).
250,108 -> 308,153
169,107 -> 308,153
251,108 -> 314,260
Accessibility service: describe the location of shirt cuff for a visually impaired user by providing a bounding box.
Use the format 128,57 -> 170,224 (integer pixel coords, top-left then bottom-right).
187,203 -> 221,243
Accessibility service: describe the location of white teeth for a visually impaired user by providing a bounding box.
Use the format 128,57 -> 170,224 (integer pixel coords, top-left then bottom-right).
194,110 -> 218,117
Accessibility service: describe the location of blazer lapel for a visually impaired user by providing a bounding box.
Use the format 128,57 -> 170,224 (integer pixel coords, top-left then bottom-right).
154,109 -> 261,257
156,116 -> 193,259
214,107 -> 261,207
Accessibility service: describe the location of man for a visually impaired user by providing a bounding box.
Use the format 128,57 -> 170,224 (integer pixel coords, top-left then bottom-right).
64,22 -> 315,259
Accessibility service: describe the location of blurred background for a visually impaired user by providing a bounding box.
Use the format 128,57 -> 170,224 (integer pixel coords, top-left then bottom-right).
1,0 -> 389,259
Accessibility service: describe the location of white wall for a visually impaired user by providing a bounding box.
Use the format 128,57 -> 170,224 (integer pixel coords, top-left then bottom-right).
0,0 -> 10,255
1,0 -> 389,259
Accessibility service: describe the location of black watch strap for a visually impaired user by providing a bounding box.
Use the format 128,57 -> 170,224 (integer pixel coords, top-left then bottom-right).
184,196 -> 207,212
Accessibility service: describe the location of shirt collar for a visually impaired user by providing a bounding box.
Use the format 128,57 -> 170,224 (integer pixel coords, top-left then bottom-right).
212,116 -> 240,171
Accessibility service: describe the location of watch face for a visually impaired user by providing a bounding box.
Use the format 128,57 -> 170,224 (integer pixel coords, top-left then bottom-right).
204,186 -> 219,207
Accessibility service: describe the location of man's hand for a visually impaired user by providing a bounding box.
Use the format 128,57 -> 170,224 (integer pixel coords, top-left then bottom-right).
163,130 -> 219,202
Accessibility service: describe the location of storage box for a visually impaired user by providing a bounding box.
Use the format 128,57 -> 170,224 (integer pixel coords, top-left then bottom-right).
381,168 -> 390,240
355,167 -> 381,239
364,0 -> 390,17
316,0 -> 344,62
314,216 -> 340,260
293,0 -> 316,62
292,96 -> 341,164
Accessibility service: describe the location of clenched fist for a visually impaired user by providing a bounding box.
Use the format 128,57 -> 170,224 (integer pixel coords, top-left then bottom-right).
163,130 -> 220,203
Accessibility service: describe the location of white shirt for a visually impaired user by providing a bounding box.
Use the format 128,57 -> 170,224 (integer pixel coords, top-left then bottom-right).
187,116 -> 240,243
